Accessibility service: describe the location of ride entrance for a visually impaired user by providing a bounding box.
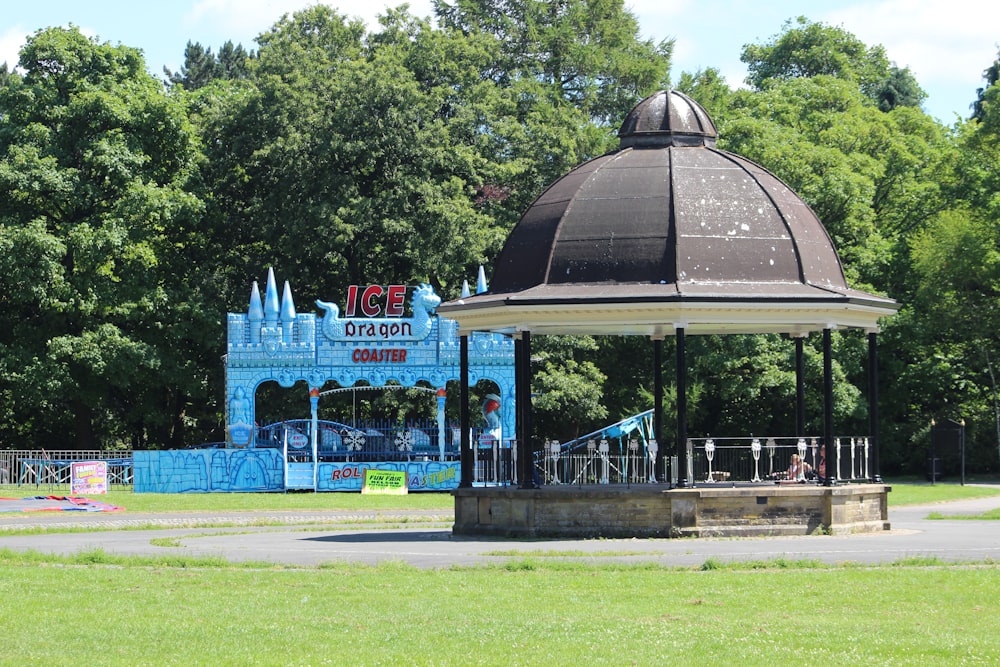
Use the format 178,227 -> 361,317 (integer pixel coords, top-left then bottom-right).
133,269 -> 515,492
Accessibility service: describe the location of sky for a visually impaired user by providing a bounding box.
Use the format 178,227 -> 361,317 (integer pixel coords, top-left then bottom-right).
1,0 -> 998,125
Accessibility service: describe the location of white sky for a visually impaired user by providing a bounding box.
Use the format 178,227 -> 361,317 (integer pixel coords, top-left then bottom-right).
2,0 -> 998,124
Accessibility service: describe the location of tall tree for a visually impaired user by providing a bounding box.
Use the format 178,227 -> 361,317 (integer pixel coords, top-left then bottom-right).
196,6 -> 501,303
875,64 -> 926,112
0,27 -> 208,449
433,0 -> 673,127
164,40 -> 253,90
741,16 -> 891,102
971,50 -> 1000,122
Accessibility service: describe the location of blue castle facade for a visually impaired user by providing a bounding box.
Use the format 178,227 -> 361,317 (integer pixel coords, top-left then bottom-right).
133,268 -> 515,492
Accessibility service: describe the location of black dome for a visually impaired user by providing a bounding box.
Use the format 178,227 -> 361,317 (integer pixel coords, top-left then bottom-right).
439,90 -> 896,338
490,90 -> 848,295
618,89 -> 717,147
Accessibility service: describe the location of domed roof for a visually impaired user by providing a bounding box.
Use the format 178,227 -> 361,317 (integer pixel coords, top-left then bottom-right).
439,90 -> 896,336
618,89 -> 717,148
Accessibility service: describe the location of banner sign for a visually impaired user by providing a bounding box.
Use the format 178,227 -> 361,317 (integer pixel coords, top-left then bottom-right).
362,469 -> 408,495
71,461 -> 108,495
321,461 -> 459,492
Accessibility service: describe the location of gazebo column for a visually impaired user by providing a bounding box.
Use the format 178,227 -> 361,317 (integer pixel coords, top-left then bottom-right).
823,326 -> 837,486
652,336 -> 664,482
517,331 -> 536,489
795,335 -> 806,437
868,330 -> 882,483
459,333 -> 472,488
675,325 -> 689,488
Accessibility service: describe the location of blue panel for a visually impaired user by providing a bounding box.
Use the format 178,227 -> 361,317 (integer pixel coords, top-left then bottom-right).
134,449 -> 284,493
318,461 -> 460,491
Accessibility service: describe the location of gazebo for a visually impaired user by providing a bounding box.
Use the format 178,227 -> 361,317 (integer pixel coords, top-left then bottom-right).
438,91 -> 897,537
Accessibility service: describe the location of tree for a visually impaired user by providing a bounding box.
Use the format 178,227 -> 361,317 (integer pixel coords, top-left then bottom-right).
194,6 -> 507,308
165,40 -> 253,90
675,67 -> 731,119
904,210 -> 1000,471
0,62 -> 19,88
433,0 -> 673,127
741,16 -> 891,102
971,51 -> 999,122
0,27 -> 209,449
875,64 -> 926,112
531,336 -> 608,442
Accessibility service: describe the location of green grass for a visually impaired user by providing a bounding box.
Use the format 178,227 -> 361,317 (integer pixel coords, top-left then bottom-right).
2,482 -> 1000,663
0,549 -> 997,666
0,486 -> 455,512
884,480 -> 1000,506
927,508 -> 1000,520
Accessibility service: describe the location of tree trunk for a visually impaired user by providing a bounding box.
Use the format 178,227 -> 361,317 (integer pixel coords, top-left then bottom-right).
72,400 -> 96,451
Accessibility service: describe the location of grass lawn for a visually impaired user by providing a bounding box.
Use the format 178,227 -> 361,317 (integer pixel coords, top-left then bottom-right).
0,486 -> 455,513
2,481 -> 999,664
0,549 -> 997,666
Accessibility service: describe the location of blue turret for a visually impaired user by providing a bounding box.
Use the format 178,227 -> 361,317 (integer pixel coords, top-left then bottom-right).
281,280 -> 296,344
264,267 -> 280,325
248,281 -> 263,344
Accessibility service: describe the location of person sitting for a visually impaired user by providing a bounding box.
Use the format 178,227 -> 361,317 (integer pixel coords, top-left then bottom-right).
787,453 -> 812,481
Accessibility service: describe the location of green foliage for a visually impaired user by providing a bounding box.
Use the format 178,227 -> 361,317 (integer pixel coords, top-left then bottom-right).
741,16 -> 891,101
4,10 -> 1000,475
0,27 -> 211,449
164,40 -> 253,90
971,50 -> 1000,121
876,64 -> 926,112
433,0 -> 673,127
675,66 -> 732,118
531,336 -> 608,441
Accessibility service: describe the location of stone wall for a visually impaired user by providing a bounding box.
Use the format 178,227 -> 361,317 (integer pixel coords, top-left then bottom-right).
453,484 -> 890,538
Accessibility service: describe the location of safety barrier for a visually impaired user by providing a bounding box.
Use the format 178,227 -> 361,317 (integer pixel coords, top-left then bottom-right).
0,450 -> 133,488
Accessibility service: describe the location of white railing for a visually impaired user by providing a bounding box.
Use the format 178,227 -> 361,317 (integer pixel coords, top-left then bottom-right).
686,436 -> 873,484
527,435 -> 874,487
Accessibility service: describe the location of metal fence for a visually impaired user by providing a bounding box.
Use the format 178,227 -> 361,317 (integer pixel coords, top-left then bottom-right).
0,450 -> 134,488
255,419 -> 466,462
686,436 -> 873,484
523,434 -> 874,487
536,437 -> 660,486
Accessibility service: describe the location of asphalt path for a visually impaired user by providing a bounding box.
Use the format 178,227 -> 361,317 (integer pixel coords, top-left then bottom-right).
1,492 -> 999,569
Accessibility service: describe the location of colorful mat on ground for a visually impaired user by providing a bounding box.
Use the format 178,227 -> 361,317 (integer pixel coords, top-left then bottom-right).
0,496 -> 124,513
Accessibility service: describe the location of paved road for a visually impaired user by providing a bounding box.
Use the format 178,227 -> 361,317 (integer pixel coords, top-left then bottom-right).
1,493 -> 999,569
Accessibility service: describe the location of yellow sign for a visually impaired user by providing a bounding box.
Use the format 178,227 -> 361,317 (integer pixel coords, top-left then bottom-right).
362,469 -> 408,495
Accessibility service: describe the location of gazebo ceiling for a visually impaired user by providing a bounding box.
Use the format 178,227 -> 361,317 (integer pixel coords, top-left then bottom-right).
438,90 -> 898,336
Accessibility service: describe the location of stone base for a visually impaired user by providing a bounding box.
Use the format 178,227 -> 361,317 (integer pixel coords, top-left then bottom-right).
452,483 -> 890,538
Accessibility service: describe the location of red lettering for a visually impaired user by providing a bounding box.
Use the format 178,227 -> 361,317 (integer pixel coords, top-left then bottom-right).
361,285 -> 383,317
351,348 -> 408,363
345,285 -> 359,317
385,285 -> 406,316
